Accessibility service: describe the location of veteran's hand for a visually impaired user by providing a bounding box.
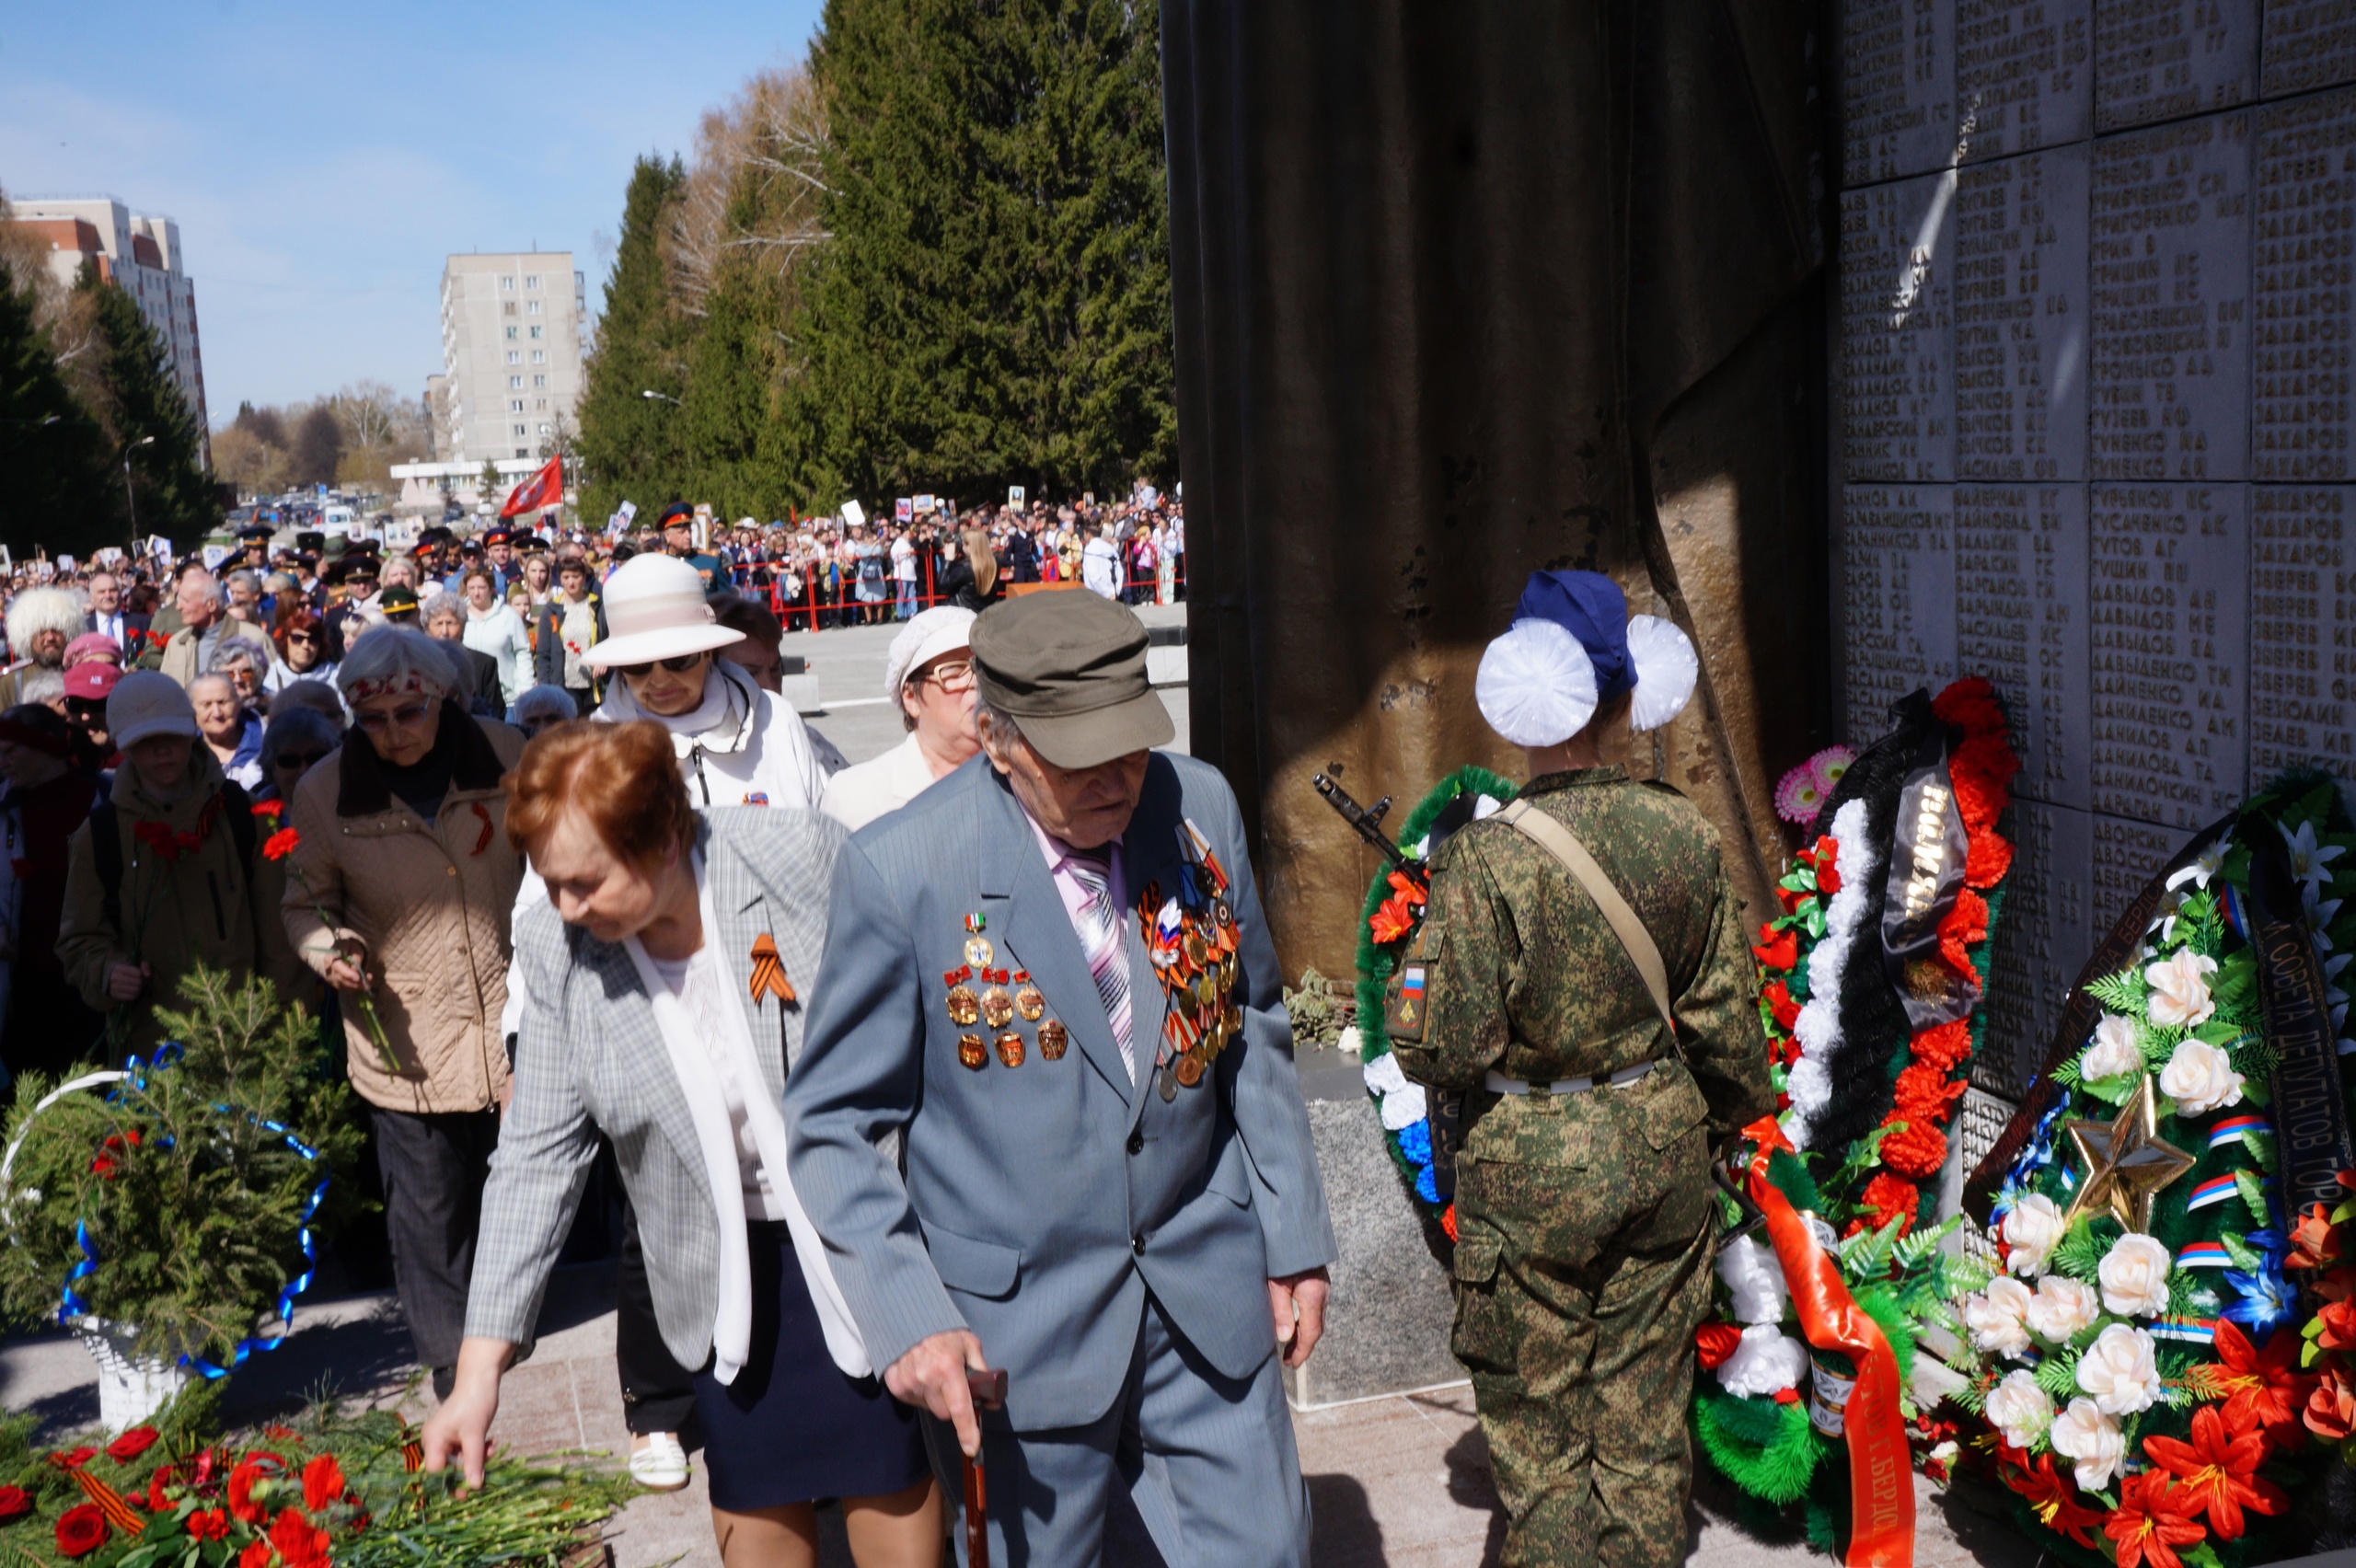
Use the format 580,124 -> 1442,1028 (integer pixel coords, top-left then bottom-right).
1270,1268 -> 1331,1369
422,1337 -> 514,1490
884,1330 -> 992,1458
104,962 -> 148,1002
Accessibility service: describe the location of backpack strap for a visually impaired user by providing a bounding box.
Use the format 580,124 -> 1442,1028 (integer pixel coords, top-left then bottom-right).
89,801 -> 123,936
1494,798 -> 1681,1055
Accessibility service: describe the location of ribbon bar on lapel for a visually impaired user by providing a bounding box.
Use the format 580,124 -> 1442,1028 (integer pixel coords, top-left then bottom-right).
749,933 -> 797,1004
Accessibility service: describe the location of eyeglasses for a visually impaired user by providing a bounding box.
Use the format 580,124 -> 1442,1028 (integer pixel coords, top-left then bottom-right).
919,659 -> 976,693
286,630 -> 319,646
273,751 -> 329,770
353,702 -> 434,733
615,652 -> 708,680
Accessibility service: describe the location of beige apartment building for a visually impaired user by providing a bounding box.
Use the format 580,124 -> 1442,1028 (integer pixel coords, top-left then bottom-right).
434,251 -> 583,465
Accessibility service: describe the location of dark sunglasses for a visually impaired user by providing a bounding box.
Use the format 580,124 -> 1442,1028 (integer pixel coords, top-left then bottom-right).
615,652 -> 707,679
286,630 -> 320,645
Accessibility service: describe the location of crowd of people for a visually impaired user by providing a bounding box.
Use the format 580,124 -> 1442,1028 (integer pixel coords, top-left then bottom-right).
0,487 -> 1761,1567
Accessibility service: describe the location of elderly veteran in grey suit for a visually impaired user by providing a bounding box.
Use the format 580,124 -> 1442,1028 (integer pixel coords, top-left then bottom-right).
422,719 -> 942,1568
784,592 -> 1339,1568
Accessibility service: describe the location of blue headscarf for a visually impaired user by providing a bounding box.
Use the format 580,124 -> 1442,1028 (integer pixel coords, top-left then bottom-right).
1514,571 -> 1634,703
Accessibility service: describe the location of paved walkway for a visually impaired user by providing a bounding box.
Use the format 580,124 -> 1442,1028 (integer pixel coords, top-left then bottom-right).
0,1267 -> 2040,1568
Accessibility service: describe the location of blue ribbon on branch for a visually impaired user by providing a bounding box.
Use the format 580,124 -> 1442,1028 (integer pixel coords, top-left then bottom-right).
50,1044 -> 330,1378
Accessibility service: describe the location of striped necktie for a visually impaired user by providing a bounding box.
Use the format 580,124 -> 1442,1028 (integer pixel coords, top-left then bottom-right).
1067,854 -> 1135,1080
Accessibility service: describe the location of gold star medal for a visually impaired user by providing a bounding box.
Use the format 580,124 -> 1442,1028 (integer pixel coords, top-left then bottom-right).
2058,1077 -> 2197,1232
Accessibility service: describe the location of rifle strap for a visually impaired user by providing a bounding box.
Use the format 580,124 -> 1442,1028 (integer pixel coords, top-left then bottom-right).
1495,799 -> 1680,1054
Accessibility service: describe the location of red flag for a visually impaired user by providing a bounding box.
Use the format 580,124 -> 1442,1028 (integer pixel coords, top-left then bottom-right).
499,456 -> 563,518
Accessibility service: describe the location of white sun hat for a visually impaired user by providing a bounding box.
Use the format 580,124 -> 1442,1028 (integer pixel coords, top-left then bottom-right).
583,555 -> 745,669
883,605 -> 978,699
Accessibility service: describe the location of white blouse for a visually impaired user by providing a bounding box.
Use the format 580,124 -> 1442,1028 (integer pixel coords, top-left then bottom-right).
645,944 -> 788,1221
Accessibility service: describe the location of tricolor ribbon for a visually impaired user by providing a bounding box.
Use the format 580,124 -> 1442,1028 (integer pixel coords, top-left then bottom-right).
748,933 -> 797,1005
1741,1117 -> 1914,1566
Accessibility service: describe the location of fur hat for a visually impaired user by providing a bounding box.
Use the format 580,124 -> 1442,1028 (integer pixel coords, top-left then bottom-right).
6,587 -> 85,661
1474,570 -> 1700,748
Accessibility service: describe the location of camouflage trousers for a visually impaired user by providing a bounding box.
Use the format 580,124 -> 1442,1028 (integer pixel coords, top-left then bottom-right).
1449,1064 -> 1717,1568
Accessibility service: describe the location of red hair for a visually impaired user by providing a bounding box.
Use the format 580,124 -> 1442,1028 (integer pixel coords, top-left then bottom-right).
504,721 -> 694,868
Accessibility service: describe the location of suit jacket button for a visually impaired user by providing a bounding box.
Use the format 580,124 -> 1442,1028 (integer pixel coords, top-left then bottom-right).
1127,1130 -> 1144,1156
1131,1233 -> 1145,1255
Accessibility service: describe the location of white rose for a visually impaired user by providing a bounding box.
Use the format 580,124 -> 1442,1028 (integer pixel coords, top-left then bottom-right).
1715,1323 -> 1807,1399
1963,1276 -> 2035,1358
2074,1322 -> 2164,1415
2144,949 -> 2219,1028
2159,1038 -> 2246,1117
2026,1276 -> 2101,1343
2097,1232 -> 2174,1320
2081,1013 -> 2144,1082
2002,1193 -> 2067,1278
1985,1368 -> 2055,1449
2049,1398 -> 2125,1492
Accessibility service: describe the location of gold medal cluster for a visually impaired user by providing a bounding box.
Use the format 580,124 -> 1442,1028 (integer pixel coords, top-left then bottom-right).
944,920 -> 1065,1072
1138,824 -> 1245,1102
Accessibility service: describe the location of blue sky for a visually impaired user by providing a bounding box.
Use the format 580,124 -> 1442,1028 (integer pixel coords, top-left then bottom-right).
1,0 -> 825,425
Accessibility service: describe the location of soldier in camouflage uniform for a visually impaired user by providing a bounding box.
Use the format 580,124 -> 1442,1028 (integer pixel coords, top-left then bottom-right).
1387,571 -> 1773,1568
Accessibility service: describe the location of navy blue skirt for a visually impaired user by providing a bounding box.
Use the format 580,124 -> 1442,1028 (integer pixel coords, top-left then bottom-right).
692,1220 -> 930,1511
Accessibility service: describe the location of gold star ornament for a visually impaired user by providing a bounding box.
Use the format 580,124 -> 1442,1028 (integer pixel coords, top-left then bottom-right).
2058,1077 -> 2197,1232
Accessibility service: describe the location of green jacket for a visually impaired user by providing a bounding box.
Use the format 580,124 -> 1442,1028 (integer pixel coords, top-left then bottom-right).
1386,766 -> 1772,1145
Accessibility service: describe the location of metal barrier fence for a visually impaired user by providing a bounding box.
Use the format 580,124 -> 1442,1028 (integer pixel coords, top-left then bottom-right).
738,549 -> 1187,633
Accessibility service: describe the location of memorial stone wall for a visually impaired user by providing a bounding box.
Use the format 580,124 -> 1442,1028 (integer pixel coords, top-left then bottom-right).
1836,0 -> 2356,1141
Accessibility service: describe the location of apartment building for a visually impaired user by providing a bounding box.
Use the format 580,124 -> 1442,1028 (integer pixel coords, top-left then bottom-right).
10,196 -> 211,465
434,252 -> 584,465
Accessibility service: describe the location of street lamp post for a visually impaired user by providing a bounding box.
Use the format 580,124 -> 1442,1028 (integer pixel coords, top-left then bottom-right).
122,435 -> 156,554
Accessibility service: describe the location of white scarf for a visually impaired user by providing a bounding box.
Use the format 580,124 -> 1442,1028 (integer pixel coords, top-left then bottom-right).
622,866 -> 870,1381
602,661 -> 756,758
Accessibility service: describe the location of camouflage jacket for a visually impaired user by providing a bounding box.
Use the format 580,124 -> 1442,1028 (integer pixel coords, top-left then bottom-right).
1385,766 -> 1772,1144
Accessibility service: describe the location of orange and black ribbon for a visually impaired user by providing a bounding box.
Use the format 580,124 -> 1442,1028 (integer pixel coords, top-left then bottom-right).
1742,1117 -> 1914,1567
749,934 -> 796,1005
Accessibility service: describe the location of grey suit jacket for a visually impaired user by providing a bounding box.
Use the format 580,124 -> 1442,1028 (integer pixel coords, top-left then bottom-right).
783,751 -> 1337,1432
465,808 -> 846,1370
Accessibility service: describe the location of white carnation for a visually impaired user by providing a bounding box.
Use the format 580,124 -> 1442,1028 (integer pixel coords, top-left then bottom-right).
1963,1276 -> 2035,1358
2025,1275 -> 2101,1343
2144,949 -> 2219,1028
2074,1322 -> 2163,1415
2097,1232 -> 2173,1320
1985,1368 -> 2055,1449
2002,1193 -> 2066,1278
1784,1055 -> 1831,1115
2158,1038 -> 2245,1117
2081,1013 -> 2144,1082
1715,1323 -> 1807,1399
1715,1233 -> 1789,1327
2049,1398 -> 2125,1491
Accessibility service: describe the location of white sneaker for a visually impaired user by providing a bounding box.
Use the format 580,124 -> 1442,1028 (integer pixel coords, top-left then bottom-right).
629,1432 -> 690,1491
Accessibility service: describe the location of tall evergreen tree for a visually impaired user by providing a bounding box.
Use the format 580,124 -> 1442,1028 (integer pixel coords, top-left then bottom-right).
578,156 -> 690,522
787,0 -> 1176,503
74,263 -> 215,540
0,258 -> 114,558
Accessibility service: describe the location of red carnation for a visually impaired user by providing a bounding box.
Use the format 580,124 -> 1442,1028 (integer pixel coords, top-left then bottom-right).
1762,979 -> 1800,1032
250,800 -> 283,823
1695,1321 -> 1743,1369
106,1424 -> 159,1462
262,827 -> 300,862
271,1506 -> 330,1568
49,1447 -> 97,1470
1439,1204 -> 1457,1243
1911,1019 -> 1973,1074
187,1508 -> 229,1542
0,1487 -> 29,1522
53,1505 -> 106,1558
300,1455 -> 344,1513
1856,1173 -> 1920,1237
227,1459 -> 270,1524
1752,924 -> 1798,971
238,1541 -> 272,1568
1877,1119 -> 1949,1182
